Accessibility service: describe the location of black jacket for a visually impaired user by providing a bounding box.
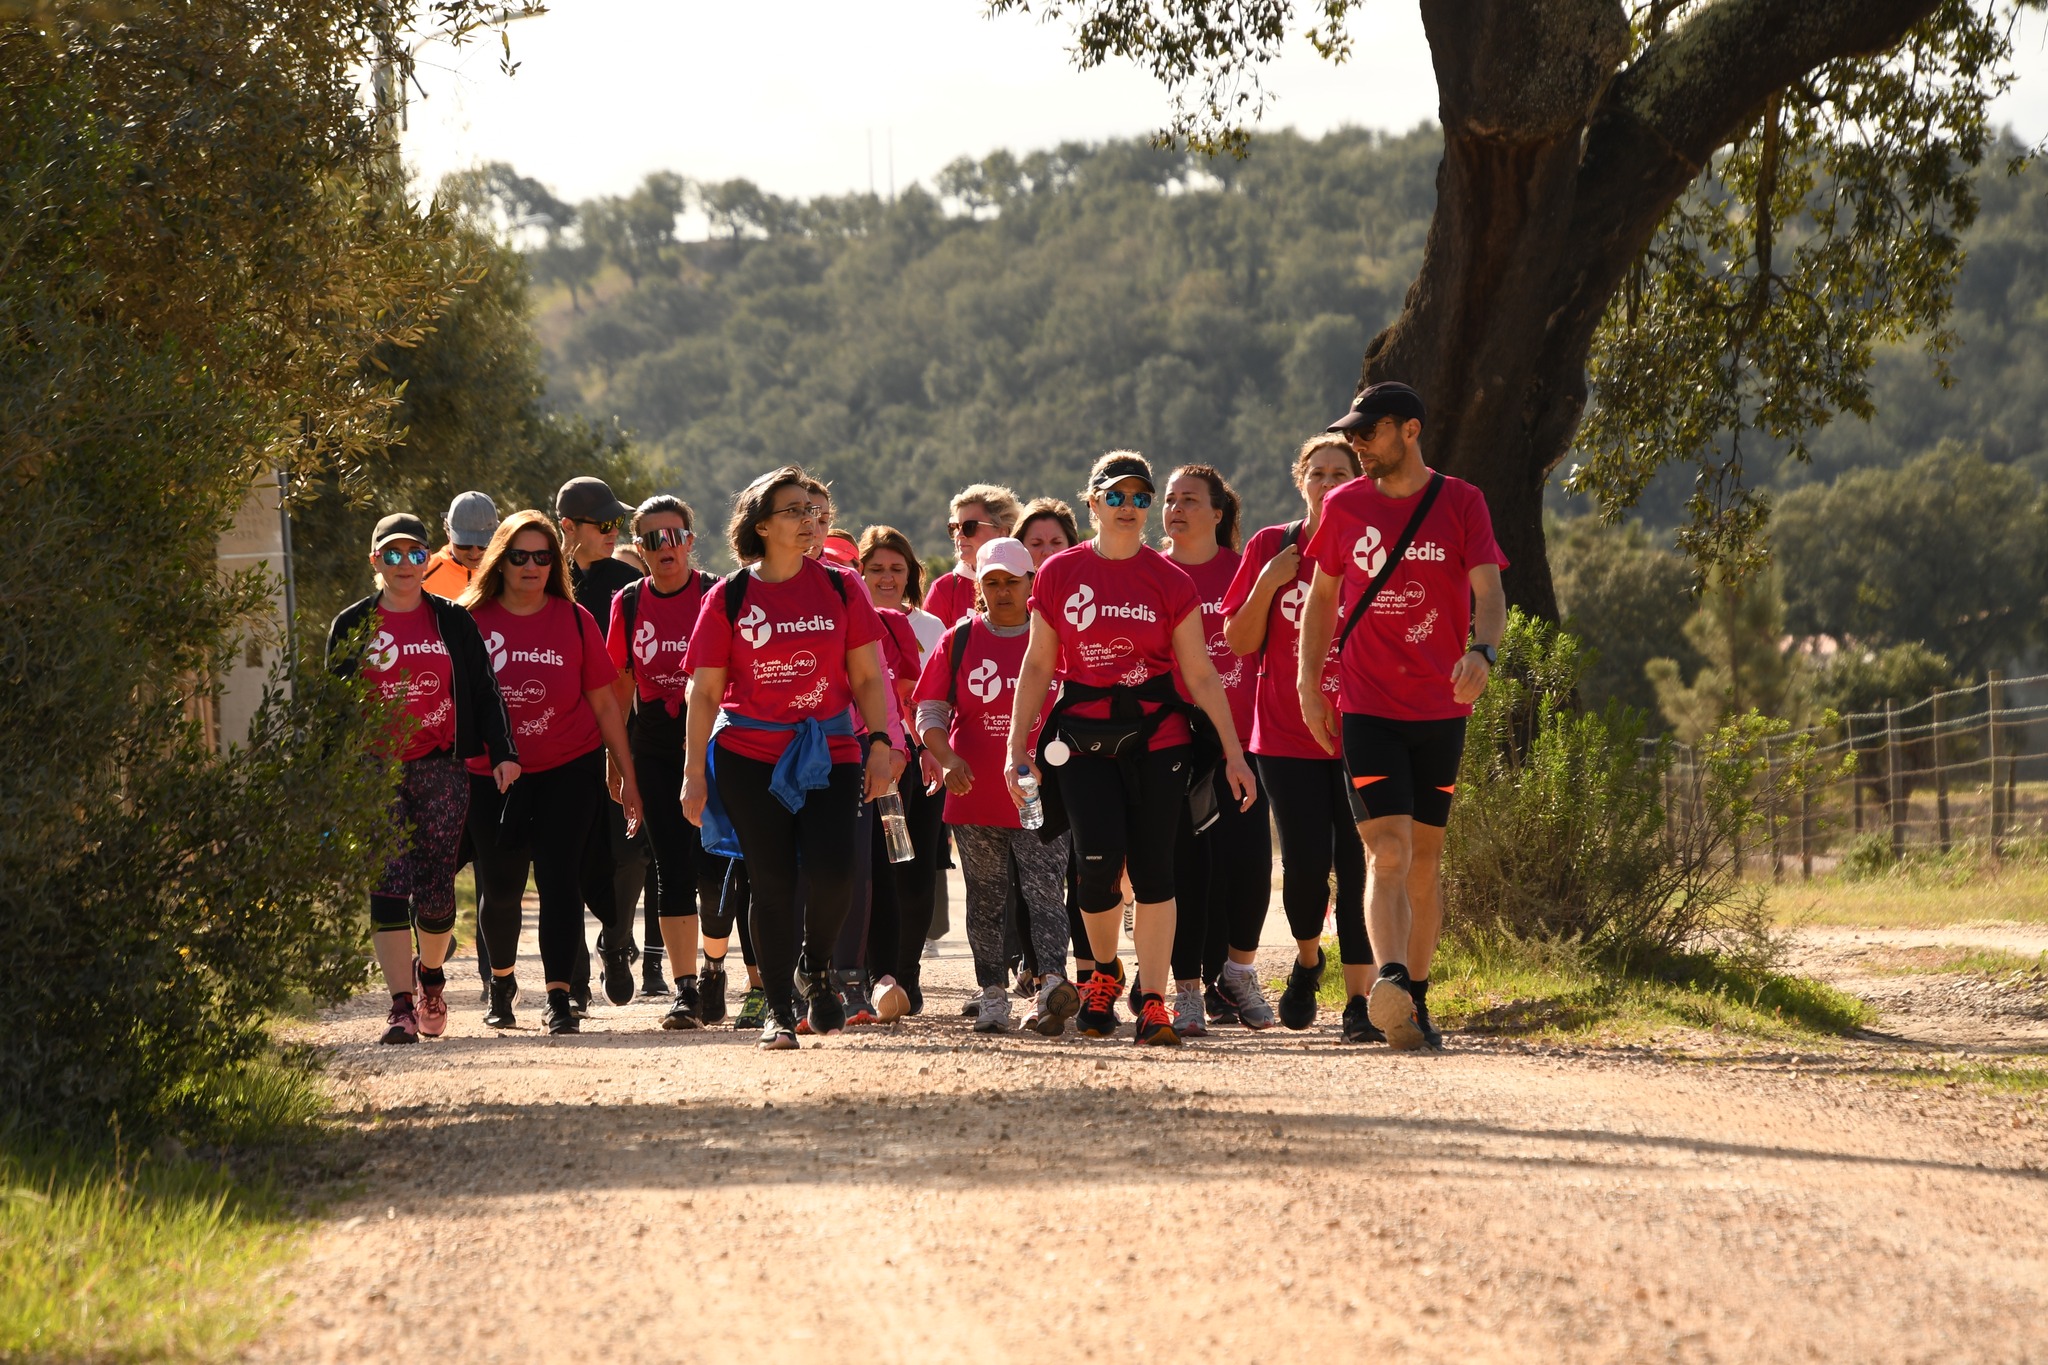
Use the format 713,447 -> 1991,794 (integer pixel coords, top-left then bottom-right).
326,592 -> 518,769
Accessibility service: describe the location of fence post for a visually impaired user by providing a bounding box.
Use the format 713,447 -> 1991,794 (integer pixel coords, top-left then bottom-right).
1849,714 -> 1864,833
1933,687 -> 1951,854
1886,700 -> 1905,859
1800,782 -> 1813,881
1989,670 -> 2004,855
1767,742 -> 1785,882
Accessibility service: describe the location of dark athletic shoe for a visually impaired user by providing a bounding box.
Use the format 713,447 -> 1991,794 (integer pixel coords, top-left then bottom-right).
759,1001 -> 799,1051
484,974 -> 518,1030
1340,995 -> 1386,1044
1204,983 -> 1240,1028
1076,960 -> 1125,1038
1367,976 -> 1424,1051
602,943 -> 636,1006
1414,997 -> 1445,1051
735,986 -> 767,1031
838,970 -> 876,1026
380,995 -> 419,1044
569,983 -> 591,1019
662,979 -> 703,1031
1278,949 -> 1325,1031
543,988 -> 580,1036
802,971 -> 846,1037
640,954 -> 669,999
904,979 -> 925,1016
1134,994 -> 1180,1047
699,960 -> 729,1025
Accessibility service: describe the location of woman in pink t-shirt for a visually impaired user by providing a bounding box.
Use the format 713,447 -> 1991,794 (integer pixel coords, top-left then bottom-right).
1219,433 -> 1374,1035
1005,451 -> 1256,1047
1162,463 -> 1274,1037
459,511 -> 643,1037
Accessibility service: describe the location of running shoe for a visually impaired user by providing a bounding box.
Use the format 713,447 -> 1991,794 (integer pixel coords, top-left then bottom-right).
904,979 -> 925,1016
380,995 -> 419,1045
1014,972 -> 1037,999
1414,995 -> 1445,1051
1076,959 -> 1125,1038
662,979 -> 702,1031
1216,966 -> 1276,1031
543,987 -> 580,1036
1172,984 -> 1208,1038
1127,970 -> 1144,1016
872,975 -> 911,1024
640,953 -> 669,999
923,938 -> 941,959
1278,948 -> 1325,1031
1027,975 -> 1080,1037
759,1002 -> 799,1051
1134,993 -> 1180,1047
1204,983 -> 1240,1028
971,991 -> 1013,1033
569,983 -> 591,1019
1121,901 -> 1134,935
602,943 -> 637,1006
699,959 -> 728,1025
801,970 -> 846,1037
1367,975 -> 1424,1051
1340,995 -> 1386,1044
413,965 -> 450,1039
734,985 -> 767,1031
484,974 -> 517,1030
838,970 -> 877,1025
961,997 -> 982,1018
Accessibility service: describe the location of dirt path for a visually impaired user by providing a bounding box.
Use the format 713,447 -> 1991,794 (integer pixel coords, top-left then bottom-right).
249,904 -> 2048,1364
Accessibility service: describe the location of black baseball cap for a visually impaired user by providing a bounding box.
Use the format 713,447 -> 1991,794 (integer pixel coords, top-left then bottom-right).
556,476 -> 630,522
370,513 -> 431,552
1088,454 -> 1155,493
1328,381 -> 1426,434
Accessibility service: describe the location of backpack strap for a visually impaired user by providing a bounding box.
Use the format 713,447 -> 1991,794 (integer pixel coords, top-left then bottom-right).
1283,519 -> 1304,549
1335,471 -> 1445,656
946,619 -> 974,705
618,579 -> 644,647
722,569 -> 749,627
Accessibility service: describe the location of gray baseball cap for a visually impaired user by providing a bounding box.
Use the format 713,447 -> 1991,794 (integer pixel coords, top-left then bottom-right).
445,490 -> 499,547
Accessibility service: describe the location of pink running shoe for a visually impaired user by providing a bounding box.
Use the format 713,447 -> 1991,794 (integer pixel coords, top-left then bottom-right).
414,959 -> 448,1038
380,995 -> 419,1045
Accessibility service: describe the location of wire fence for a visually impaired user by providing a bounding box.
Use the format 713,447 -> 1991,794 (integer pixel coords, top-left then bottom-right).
1658,670 -> 2048,879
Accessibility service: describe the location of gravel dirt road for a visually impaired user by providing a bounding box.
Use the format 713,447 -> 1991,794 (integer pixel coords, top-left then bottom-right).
248,890 -> 2048,1365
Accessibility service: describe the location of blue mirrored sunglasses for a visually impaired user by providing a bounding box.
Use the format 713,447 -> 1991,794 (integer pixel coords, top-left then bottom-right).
379,546 -> 430,566
1101,489 -> 1152,509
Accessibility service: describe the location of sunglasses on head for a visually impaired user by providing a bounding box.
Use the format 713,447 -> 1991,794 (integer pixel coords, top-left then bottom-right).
1100,489 -> 1152,509
569,517 -> 622,535
379,546 -> 429,566
504,547 -> 555,567
948,519 -> 1003,538
638,526 -> 693,550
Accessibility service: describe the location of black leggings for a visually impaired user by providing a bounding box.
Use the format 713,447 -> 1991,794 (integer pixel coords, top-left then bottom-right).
1171,778 -> 1272,982
636,744 -> 726,927
715,745 -> 862,1013
468,747 -> 604,985
1258,753 -> 1369,965
708,859 -> 756,968
1055,745 -> 1190,911
865,764 -> 946,986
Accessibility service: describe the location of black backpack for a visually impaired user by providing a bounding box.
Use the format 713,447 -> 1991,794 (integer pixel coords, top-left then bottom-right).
721,560 -> 848,626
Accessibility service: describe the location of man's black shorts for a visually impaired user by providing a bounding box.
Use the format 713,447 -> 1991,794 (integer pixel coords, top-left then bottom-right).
1341,713 -> 1468,828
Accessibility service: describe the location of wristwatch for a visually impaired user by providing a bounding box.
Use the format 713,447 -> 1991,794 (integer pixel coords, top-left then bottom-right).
866,731 -> 894,753
1468,642 -> 1497,666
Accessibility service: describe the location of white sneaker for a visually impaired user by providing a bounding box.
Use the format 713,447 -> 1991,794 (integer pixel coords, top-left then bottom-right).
872,975 -> 910,1023
1217,964 -> 1276,1030
923,938 -> 942,959
1172,983 -> 1208,1038
1368,976 -> 1425,1051
971,990 -> 1012,1033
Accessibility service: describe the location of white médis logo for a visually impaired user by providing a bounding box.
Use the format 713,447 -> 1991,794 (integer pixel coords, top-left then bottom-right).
966,657 -> 1003,703
367,630 -> 398,672
1351,526 -> 1387,576
484,630 -> 507,672
738,603 -> 772,648
1064,583 -> 1096,630
634,619 -> 659,665
1278,581 -> 1308,625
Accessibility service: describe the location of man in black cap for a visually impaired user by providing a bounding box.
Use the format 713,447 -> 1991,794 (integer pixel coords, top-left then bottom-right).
556,475 -> 649,1010
1293,382 -> 1507,1052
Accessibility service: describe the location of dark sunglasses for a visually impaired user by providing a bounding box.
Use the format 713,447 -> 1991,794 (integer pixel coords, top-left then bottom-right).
378,546 -> 429,566
568,517 -> 623,535
504,547 -> 555,567
1101,490 -> 1152,509
638,527 -> 693,550
948,519 -> 1005,538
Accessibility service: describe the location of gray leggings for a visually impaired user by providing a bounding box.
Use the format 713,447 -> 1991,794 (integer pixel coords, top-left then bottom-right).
954,823 -> 1071,990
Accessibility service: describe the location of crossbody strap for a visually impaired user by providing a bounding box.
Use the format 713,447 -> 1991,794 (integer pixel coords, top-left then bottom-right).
1334,471 -> 1445,656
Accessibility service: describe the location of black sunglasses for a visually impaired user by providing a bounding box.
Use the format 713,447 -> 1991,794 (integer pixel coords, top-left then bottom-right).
568,516 -> 623,535
504,548 -> 555,567
948,519 -> 1007,538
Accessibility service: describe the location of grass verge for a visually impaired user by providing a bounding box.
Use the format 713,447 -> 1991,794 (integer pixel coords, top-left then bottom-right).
1316,933 -> 1875,1044
1857,945 -> 2048,977
1765,849 -> 2048,929
1,1055 -> 333,1362
1867,1059 -> 2048,1099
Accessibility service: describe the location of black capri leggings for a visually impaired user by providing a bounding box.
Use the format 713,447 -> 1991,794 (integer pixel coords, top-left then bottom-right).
1054,744 -> 1190,912
635,743 -> 725,925
866,761 -> 946,988
715,744 -> 863,1015
1257,753 -> 1369,966
467,746 -> 604,986
1171,777 -> 1272,982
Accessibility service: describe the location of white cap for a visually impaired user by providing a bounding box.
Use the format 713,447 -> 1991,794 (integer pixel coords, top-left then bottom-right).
972,537 -> 1034,581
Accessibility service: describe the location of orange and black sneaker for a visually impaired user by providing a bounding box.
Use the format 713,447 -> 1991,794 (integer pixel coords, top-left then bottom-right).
1076,958 -> 1125,1037
1134,992 -> 1180,1047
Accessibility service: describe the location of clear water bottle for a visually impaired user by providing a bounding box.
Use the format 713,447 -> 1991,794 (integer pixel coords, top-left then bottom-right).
878,787 -> 916,863
1015,765 -> 1044,831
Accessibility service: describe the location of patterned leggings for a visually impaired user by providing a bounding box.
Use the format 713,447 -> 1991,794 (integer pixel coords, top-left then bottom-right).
370,750 -> 470,936
953,823 -> 1071,990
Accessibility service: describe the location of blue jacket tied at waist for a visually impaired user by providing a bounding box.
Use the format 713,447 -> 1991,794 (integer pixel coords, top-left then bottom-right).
699,708 -> 858,859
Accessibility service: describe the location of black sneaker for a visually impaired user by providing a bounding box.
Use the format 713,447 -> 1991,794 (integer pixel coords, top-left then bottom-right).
1367,974 -> 1425,1051
1415,996 -> 1444,1050
640,953 -> 669,998
904,978 -> 925,1016
662,978 -> 703,1031
602,943 -> 636,1006
543,988 -> 580,1035
1279,949 -> 1325,1031
569,983 -> 591,1019
735,986 -> 767,1031
484,974 -> 518,1029
1076,959 -> 1125,1038
801,970 -> 846,1037
759,1001 -> 799,1051
1204,982 -> 1240,1028
1340,994 -> 1386,1044
699,959 -> 729,1025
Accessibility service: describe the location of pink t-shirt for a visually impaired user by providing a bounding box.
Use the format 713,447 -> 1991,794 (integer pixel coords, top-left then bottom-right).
877,608 -> 923,727
1221,522 -> 1343,760
922,569 -> 977,626
467,595 -> 614,774
1170,548 -> 1254,744
605,575 -> 708,716
913,619 -> 1054,829
361,601 -> 455,762
1305,474 -> 1508,721
683,557 -> 886,765
1027,542 -> 1200,750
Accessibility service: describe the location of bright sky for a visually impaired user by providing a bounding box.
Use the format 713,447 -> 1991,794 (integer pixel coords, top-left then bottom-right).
401,0 -> 2048,213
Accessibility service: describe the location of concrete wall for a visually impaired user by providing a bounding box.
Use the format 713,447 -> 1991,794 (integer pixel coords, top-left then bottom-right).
213,471 -> 292,750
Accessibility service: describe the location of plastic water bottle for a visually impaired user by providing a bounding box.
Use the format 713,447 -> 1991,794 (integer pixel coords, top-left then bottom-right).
878,787 -> 916,863
1015,765 -> 1044,831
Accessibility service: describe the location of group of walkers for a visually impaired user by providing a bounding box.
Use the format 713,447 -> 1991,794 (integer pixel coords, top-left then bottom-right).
328,380 -> 1507,1054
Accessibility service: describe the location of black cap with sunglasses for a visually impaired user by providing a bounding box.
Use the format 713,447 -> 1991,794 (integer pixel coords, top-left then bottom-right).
1088,454 -> 1155,493
1327,380 -> 1426,434
371,513 -> 431,553
555,476 -> 631,525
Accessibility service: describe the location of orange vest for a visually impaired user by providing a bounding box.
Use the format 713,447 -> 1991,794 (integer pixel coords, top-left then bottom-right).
421,548 -> 472,600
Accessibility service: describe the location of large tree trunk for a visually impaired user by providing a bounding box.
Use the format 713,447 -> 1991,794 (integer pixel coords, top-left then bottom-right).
1361,0 -> 1948,620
